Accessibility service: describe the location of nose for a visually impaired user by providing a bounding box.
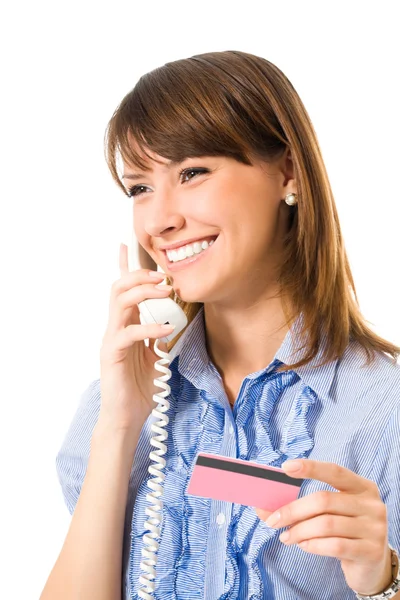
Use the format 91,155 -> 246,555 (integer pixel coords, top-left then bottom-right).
144,188 -> 185,238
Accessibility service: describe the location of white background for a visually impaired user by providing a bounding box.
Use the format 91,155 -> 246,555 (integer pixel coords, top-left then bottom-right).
1,1 -> 399,598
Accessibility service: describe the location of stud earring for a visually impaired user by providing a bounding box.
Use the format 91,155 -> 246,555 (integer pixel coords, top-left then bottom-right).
284,193 -> 298,206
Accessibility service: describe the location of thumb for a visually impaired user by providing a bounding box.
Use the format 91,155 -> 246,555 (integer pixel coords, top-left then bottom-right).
255,508 -> 273,521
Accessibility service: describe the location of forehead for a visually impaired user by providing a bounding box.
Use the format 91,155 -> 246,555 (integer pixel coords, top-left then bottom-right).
122,134 -> 159,168
121,155 -> 182,183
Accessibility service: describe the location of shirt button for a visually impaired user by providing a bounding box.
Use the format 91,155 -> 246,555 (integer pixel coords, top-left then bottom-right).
216,512 -> 226,526
229,425 -> 234,434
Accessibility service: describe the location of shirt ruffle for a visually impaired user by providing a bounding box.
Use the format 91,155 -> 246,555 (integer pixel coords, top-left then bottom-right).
220,365 -> 318,599
129,362 -> 319,599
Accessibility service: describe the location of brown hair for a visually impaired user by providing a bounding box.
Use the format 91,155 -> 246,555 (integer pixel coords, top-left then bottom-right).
104,50 -> 400,372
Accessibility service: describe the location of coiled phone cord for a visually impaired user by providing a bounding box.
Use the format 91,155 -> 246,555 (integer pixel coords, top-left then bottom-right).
138,338 -> 172,599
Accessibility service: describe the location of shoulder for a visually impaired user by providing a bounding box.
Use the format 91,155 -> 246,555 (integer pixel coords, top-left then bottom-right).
55,378 -> 101,514
66,378 -> 101,441
56,378 -> 101,469
335,340 -> 400,415
78,378 -> 101,417
337,341 -> 400,404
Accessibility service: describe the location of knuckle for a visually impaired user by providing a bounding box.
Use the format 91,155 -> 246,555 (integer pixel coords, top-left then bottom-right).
332,538 -> 346,555
376,501 -> 387,521
322,514 -> 335,534
370,480 -> 382,498
284,504 -> 293,523
373,513 -> 388,541
124,324 -> 137,340
111,278 -> 123,294
317,491 -> 332,512
365,497 -> 387,524
331,463 -> 342,481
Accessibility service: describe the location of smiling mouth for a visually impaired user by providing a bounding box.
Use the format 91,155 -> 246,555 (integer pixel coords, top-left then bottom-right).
162,235 -> 219,268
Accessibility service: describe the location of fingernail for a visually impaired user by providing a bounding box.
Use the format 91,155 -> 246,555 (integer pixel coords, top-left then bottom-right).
282,460 -> 302,472
266,512 -> 280,527
149,271 -> 164,278
155,284 -> 173,290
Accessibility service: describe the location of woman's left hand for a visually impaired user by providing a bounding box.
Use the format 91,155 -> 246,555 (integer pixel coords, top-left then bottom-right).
255,459 -> 393,596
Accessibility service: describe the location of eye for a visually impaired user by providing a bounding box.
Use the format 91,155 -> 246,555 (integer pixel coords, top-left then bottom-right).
127,167 -> 209,198
127,184 -> 147,198
179,167 -> 209,182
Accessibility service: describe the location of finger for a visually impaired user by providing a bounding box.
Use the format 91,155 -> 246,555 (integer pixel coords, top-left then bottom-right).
263,491 -> 361,529
110,283 -> 171,331
282,459 -> 373,495
296,537 -> 378,562
119,243 -> 130,276
278,514 -> 368,547
255,509 -> 274,521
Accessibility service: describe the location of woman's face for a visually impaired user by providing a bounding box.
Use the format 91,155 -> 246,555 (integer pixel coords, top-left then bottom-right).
123,143 -> 295,306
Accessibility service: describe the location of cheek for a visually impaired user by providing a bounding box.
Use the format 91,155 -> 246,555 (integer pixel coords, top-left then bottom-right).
192,184 -> 237,224
133,212 -> 147,241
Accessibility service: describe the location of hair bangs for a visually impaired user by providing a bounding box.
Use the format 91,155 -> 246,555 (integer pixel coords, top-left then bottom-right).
105,56 -> 289,196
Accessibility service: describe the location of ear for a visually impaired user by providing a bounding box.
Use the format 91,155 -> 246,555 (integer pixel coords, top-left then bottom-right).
281,147 -> 297,193
138,243 -> 158,270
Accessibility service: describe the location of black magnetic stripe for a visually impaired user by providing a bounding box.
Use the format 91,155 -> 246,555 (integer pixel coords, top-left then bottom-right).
196,455 -> 303,487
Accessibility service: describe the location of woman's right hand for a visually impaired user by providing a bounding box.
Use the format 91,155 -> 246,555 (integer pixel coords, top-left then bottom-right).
98,243 -> 176,432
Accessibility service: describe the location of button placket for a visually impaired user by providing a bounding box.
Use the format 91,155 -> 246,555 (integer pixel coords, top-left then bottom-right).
216,512 -> 226,526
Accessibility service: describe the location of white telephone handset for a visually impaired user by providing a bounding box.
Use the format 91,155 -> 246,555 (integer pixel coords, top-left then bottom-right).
127,232 -> 187,599
138,296 -> 188,344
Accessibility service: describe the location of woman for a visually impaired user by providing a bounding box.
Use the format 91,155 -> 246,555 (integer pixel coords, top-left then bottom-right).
41,50 -> 400,599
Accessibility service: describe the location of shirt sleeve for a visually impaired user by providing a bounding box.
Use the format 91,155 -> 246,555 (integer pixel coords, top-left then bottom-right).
367,402 -> 400,554
55,379 -> 154,517
55,379 -> 102,515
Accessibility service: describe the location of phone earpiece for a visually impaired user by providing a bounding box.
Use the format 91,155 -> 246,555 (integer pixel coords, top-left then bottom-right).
138,297 -> 188,342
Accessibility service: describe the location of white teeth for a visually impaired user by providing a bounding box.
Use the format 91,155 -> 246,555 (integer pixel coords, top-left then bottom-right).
177,247 -> 186,261
166,237 -> 216,263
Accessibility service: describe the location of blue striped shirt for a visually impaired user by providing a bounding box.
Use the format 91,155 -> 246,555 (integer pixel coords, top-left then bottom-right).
56,306 -> 400,599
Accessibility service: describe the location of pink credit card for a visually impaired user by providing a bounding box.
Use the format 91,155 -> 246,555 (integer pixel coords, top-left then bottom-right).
187,452 -> 304,512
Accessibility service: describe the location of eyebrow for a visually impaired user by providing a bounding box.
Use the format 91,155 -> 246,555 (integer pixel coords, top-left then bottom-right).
122,159 -> 183,181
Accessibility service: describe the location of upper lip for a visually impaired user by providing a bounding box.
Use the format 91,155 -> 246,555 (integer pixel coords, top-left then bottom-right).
158,235 -> 218,252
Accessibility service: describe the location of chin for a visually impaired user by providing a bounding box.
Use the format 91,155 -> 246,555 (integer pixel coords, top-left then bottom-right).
174,290 -> 203,304
170,282 -> 205,304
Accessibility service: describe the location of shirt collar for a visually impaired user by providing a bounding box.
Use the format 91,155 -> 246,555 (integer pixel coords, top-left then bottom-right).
170,305 -> 338,403
275,312 -> 338,402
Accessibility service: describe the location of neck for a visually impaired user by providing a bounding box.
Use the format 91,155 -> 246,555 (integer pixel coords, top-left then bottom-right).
203,285 -> 291,384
